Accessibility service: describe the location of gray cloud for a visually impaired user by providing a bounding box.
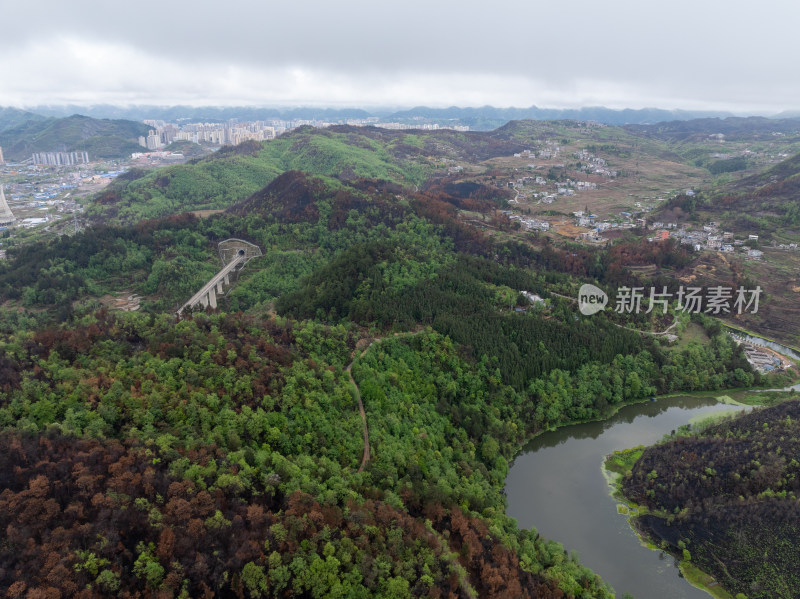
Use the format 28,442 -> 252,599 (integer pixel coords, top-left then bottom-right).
1,0 -> 799,111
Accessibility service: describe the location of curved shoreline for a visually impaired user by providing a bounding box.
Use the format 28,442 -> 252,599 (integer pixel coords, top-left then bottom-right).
599,392 -> 800,599
602,450 -> 734,599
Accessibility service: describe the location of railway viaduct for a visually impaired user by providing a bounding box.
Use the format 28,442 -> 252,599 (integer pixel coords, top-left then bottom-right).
178,238 -> 261,314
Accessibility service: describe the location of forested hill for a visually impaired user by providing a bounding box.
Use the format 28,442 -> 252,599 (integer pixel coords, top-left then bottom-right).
92,114 -> 798,226
716,151 -> 800,223
87,124 -> 526,224
0,106 -> 45,133
0,126 -> 783,597
623,116 -> 800,142
226,170 -> 411,226
0,114 -> 149,160
0,172 -> 769,598
622,401 -> 800,599
659,150 -> 800,232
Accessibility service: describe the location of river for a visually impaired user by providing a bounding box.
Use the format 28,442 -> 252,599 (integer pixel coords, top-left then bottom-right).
725,325 -> 800,362
505,395 -> 747,599
726,326 -> 800,391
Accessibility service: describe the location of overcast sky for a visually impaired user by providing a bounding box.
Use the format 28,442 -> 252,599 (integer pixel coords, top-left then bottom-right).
1,0 -> 798,112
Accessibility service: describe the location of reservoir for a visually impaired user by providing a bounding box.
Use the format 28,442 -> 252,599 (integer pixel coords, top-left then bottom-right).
505,395 -> 746,599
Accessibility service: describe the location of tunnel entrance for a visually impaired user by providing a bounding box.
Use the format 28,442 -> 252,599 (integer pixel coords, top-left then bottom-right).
218,239 -> 262,266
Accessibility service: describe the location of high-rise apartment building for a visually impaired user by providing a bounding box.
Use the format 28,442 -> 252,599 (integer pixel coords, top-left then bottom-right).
31,151 -> 90,166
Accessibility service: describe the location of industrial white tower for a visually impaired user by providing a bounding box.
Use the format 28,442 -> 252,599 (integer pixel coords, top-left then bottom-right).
0,185 -> 16,225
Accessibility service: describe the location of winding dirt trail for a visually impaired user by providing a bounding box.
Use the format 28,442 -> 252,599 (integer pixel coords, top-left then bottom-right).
346,330 -> 425,473
550,291 -> 679,336
345,355 -> 371,473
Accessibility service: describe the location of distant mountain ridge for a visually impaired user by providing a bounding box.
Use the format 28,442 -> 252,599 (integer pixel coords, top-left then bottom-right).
3,103 -> 761,129
23,105 -> 382,123
0,114 -> 150,161
0,107 -> 45,133
383,105 -> 739,129
624,116 -> 800,141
